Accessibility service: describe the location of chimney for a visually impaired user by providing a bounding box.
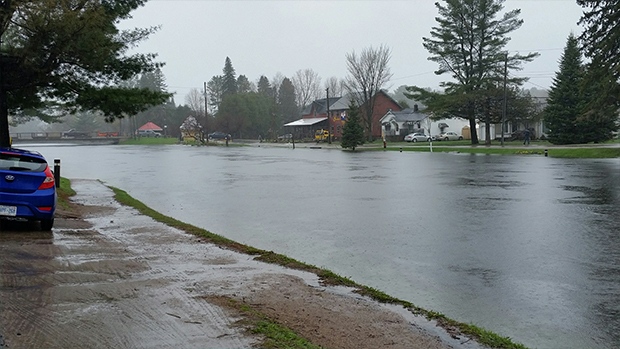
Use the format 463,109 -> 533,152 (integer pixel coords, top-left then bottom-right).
414,104 -> 419,112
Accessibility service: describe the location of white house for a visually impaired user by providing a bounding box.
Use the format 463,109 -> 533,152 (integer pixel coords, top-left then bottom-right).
380,105 -> 470,139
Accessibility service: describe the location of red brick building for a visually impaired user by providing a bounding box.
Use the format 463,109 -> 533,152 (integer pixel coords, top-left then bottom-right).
285,90 -> 402,141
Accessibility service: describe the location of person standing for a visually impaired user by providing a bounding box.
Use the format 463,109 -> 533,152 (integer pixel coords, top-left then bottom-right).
523,129 -> 531,145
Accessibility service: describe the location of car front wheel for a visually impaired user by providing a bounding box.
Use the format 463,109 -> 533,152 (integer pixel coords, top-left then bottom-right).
458,136 -> 463,140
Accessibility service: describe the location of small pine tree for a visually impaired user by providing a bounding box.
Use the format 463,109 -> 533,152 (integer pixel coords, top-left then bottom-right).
341,102 -> 365,151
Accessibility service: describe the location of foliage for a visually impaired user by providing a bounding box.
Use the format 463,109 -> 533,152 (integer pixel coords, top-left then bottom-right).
576,1 -> 620,138
257,75 -> 274,99
544,34 -> 587,144
221,56 -> 237,98
408,0 -> 538,145
0,0 -> 171,147
215,92 -> 275,139
340,102 -> 365,150
237,75 -> 253,94
577,0 -> 620,82
277,77 -> 298,124
344,44 -> 393,141
207,75 -> 224,114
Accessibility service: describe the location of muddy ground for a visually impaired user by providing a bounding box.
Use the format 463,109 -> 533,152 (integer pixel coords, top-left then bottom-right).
0,179 -> 486,349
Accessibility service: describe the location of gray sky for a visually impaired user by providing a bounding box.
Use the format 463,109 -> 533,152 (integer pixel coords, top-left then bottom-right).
120,0 -> 584,104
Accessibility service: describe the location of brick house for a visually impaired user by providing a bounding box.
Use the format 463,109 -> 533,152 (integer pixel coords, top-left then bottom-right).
285,90 -> 402,141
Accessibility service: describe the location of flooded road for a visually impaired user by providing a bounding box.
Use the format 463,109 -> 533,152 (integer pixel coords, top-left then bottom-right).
27,143 -> 620,349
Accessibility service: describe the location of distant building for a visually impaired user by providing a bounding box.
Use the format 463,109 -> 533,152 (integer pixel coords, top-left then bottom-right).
284,90 -> 402,141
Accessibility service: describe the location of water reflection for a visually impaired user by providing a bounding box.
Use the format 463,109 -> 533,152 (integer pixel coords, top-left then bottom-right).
27,144 -> 620,349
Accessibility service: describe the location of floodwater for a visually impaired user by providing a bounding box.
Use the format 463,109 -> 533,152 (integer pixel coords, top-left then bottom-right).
29,143 -> 620,349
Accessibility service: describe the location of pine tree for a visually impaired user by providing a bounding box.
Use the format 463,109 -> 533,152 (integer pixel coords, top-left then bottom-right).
207,75 -> 224,114
222,57 -> 237,98
544,34 -> 585,144
257,76 -> 273,99
0,0 -> 170,147
278,78 -> 298,123
341,102 -> 365,151
237,75 -> 253,94
407,0 -> 538,145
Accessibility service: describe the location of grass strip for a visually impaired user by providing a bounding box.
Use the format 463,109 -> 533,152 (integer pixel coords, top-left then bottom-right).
205,296 -> 322,349
119,137 -> 178,145
369,145 -> 620,158
91,184 -> 529,349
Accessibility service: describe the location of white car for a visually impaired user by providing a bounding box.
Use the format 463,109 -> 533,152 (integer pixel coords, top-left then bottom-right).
437,131 -> 463,141
404,132 -> 431,142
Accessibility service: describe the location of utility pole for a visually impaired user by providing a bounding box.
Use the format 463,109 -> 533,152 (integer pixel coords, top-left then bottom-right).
204,81 -> 208,142
501,52 -> 508,146
326,87 -> 331,144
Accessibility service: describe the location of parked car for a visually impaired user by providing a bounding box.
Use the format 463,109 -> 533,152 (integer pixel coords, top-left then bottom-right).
137,129 -> 161,137
436,131 -> 463,141
62,129 -> 90,138
404,132 -> 431,142
208,131 -> 231,140
0,147 -> 56,231
277,134 -> 293,142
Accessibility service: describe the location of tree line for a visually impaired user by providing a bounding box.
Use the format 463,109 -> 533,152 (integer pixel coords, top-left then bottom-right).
0,0 -> 617,148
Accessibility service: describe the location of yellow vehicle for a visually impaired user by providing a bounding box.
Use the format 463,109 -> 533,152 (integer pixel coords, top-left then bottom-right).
314,129 -> 329,142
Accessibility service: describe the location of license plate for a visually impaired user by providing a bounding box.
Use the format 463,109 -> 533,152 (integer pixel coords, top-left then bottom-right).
0,205 -> 17,216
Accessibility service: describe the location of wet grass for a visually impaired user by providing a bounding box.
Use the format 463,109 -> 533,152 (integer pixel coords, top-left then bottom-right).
374,142 -> 620,158
104,185 -> 529,349
56,177 -> 76,211
205,296 -> 321,349
119,137 -> 178,145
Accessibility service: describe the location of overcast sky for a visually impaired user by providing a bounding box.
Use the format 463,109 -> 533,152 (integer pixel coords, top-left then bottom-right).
120,0 -> 585,105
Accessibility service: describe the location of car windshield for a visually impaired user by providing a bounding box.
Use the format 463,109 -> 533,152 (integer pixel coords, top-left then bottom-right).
0,152 -> 47,172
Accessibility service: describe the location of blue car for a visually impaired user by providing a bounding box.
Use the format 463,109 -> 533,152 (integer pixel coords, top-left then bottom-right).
0,147 -> 57,231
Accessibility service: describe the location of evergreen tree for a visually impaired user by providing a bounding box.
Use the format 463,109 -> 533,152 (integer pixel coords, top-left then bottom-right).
341,102 -> 365,151
278,78 -> 298,123
575,67 -> 619,143
257,76 -> 274,99
406,0 -> 538,145
207,75 -> 224,114
221,57 -> 237,97
0,0 -> 170,147
237,75 -> 253,94
544,34 -> 585,144
578,0 -> 620,82
577,0 -> 620,133
139,68 -> 168,93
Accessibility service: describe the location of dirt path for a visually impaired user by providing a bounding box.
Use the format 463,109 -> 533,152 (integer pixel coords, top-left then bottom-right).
0,179 -> 485,349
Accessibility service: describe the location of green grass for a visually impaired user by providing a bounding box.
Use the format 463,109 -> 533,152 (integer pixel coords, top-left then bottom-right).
104,185 -> 529,349
56,177 -> 76,211
119,137 -> 179,145
373,141 -> 620,158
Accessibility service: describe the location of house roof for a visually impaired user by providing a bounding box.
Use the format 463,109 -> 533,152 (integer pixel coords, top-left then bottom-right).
284,117 -> 327,127
301,97 -> 342,115
329,90 -> 402,111
381,108 -> 427,123
138,122 -> 163,131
